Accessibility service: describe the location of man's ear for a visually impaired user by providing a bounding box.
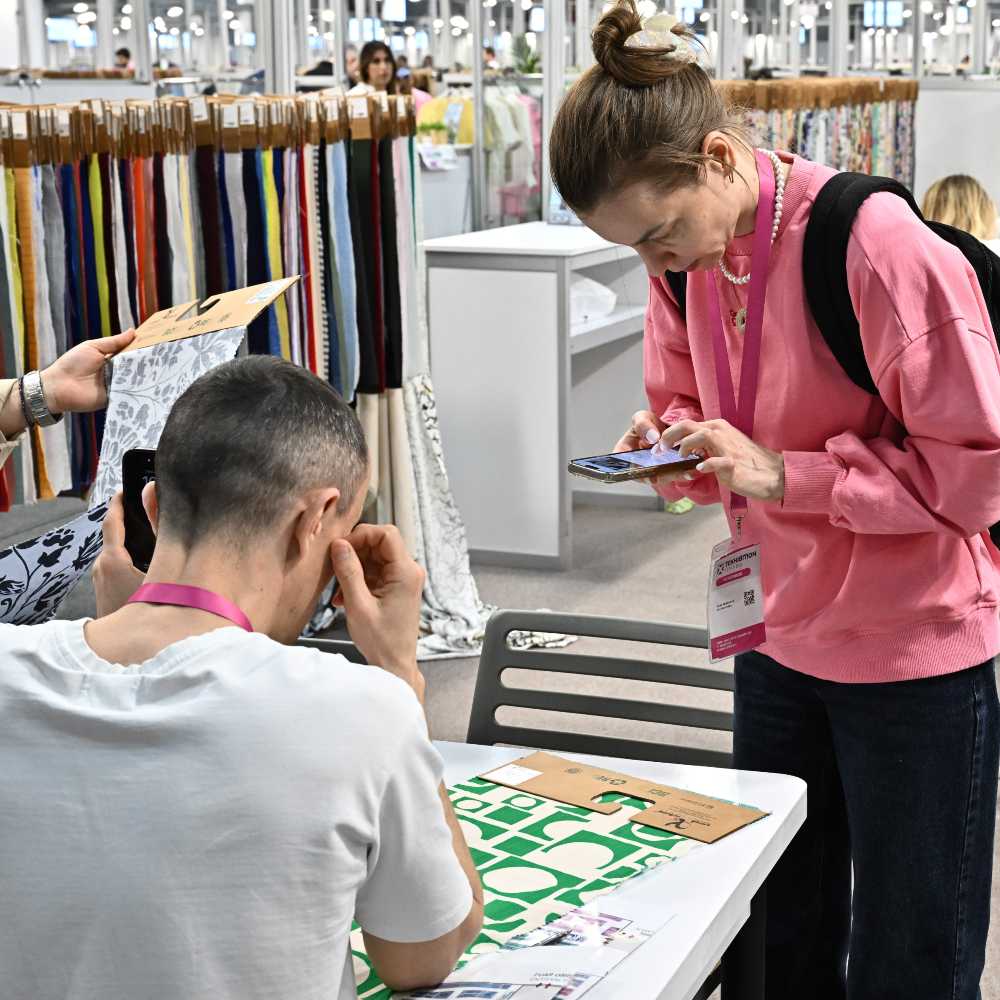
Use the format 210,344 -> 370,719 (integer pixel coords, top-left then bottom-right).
141,481 -> 160,537
290,487 -> 343,563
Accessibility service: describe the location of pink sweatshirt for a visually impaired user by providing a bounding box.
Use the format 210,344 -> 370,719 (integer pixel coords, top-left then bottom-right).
649,153 -> 1000,682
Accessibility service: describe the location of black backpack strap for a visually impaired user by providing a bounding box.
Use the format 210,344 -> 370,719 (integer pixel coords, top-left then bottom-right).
663,269 -> 687,320
803,172 -> 923,396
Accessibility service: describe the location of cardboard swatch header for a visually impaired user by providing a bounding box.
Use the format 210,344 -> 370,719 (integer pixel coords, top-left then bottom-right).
122,277 -> 300,353
481,751 -> 768,845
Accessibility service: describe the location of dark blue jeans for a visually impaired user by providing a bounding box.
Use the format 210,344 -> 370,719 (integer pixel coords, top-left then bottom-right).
733,651 -> 999,1000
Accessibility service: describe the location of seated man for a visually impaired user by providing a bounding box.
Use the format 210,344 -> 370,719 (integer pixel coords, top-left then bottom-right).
0,356 -> 483,999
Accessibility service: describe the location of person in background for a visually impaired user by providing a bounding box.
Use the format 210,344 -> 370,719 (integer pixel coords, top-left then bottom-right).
396,54 -> 410,70
303,58 -> 335,77
345,43 -> 360,86
114,47 -> 132,70
922,174 -> 1000,255
484,45 -> 499,70
359,41 -> 431,110
0,329 -> 135,474
0,356 -> 483,999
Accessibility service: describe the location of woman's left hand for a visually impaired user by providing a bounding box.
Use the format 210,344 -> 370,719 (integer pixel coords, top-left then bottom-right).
43,329 -> 136,416
656,418 -> 785,502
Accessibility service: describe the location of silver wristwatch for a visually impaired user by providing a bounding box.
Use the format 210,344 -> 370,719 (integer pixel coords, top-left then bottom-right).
21,370 -> 63,428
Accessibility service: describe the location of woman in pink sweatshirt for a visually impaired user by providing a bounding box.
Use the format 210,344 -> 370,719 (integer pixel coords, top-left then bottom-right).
551,4 -> 1000,999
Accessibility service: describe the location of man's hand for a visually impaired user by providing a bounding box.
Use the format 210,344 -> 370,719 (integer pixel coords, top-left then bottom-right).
92,493 -> 146,617
331,525 -> 426,697
43,329 -> 136,416
659,418 -> 785,502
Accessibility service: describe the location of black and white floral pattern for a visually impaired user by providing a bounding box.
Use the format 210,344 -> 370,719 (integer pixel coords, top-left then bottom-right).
0,503 -> 109,625
89,328 -> 247,508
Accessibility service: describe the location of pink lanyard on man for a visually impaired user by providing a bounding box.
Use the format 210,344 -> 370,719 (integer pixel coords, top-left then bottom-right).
707,148 -> 777,538
127,583 -> 254,632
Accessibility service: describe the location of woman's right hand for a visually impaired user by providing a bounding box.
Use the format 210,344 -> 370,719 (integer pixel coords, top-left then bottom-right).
613,410 -> 666,453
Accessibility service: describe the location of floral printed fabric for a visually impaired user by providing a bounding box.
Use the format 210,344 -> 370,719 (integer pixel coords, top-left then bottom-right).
0,502 -> 108,625
89,328 -> 247,509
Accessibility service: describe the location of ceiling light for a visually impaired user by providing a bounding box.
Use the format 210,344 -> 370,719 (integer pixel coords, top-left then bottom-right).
489,18 -> 496,25
73,2 -> 88,12
920,0 -> 934,12
933,10 -> 943,18
113,26 -> 120,34
433,17 -> 443,27
730,8 -> 740,18
169,26 -> 179,34
903,7 -> 912,15
404,24 -> 416,33
321,7 -> 335,20
700,10 -> 711,21
153,16 -> 166,30
166,5 -> 183,16
120,15 -> 131,28
451,25 -> 462,34
77,11 -> 97,22
323,29 -> 334,38
741,13 -> 749,22
121,3 -> 132,11
222,9 -> 233,19
229,19 -> 242,30
993,16 -> 1000,25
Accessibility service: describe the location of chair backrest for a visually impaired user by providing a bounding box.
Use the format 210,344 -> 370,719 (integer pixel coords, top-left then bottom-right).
296,637 -> 367,664
467,610 -> 733,768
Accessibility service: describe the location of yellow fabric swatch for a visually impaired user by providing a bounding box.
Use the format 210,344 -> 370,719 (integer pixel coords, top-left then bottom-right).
261,149 -> 290,360
89,155 -> 111,337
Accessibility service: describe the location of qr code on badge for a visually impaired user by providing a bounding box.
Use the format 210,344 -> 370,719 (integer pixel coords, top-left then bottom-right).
744,590 -> 756,607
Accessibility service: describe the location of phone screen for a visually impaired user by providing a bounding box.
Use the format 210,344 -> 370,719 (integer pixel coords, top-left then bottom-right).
122,449 -> 157,573
572,446 -> 692,475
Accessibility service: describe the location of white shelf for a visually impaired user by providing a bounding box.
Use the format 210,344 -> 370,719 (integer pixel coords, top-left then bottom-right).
570,303 -> 646,355
423,221 -> 617,257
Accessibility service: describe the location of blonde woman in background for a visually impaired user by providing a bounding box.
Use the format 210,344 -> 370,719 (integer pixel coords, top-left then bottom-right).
922,174 -> 1000,254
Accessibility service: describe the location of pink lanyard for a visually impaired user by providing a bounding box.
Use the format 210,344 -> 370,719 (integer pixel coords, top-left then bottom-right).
707,148 -> 777,531
127,583 -> 254,632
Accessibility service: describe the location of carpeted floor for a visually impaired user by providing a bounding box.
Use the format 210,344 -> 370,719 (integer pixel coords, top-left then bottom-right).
8,497 -> 999,994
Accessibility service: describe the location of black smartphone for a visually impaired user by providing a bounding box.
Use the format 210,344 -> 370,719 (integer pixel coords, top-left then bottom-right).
122,448 -> 157,572
568,446 -> 701,483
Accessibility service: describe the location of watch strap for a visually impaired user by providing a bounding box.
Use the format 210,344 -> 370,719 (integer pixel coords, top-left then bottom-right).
21,371 -> 62,428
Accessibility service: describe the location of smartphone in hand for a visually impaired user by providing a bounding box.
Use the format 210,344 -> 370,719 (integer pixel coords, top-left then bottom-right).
122,449 -> 157,572
568,446 -> 700,483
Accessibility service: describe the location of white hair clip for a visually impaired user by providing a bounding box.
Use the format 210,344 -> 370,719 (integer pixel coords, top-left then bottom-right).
625,10 -> 693,59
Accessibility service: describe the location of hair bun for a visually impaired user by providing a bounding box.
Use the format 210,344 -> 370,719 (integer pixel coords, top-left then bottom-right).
592,0 -> 693,86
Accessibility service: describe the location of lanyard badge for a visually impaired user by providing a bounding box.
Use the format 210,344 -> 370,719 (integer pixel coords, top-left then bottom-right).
706,149 -> 775,662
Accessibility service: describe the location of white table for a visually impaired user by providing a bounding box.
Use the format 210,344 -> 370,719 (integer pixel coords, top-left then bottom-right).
436,741 -> 806,1000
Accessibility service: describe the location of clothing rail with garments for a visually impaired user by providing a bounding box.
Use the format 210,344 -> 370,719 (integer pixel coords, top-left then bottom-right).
716,76 -> 919,186
0,90 -> 493,658
418,75 -> 542,225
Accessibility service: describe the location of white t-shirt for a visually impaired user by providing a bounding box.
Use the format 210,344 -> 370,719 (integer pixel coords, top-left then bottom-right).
0,620 -> 472,1000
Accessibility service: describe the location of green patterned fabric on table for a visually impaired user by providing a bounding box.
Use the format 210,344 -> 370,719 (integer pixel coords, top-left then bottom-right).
352,775 -> 701,998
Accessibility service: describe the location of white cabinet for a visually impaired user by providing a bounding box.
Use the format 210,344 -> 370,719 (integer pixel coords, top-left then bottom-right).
426,221 -> 656,569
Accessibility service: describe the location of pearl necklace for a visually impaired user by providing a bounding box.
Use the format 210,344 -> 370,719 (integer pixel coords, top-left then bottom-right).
718,149 -> 785,287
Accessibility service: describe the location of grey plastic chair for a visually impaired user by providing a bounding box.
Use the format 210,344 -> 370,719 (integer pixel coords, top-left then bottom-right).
467,609 -> 733,768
